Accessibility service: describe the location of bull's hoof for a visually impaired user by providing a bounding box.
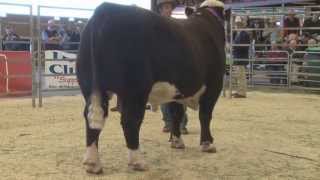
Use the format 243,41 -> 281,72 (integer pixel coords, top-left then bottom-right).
83,162 -> 103,174
171,136 -> 185,149
201,142 -> 216,153
128,149 -> 148,171
128,162 -> 149,171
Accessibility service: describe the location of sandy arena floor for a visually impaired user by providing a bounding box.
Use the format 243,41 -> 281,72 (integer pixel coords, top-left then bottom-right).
0,91 -> 320,180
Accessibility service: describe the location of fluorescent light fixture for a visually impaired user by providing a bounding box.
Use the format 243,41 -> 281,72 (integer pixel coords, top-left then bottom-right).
69,17 -> 75,21
54,16 -> 60,21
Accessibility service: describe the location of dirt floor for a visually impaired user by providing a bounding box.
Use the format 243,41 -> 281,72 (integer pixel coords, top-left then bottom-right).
0,90 -> 320,180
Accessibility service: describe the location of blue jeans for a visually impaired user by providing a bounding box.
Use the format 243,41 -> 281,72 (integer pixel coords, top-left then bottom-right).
161,103 -> 188,129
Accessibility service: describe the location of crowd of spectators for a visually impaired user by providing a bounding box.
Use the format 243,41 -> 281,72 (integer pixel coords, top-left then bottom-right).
232,8 -> 320,86
1,19 -> 82,52
233,8 -> 320,55
41,19 -> 81,51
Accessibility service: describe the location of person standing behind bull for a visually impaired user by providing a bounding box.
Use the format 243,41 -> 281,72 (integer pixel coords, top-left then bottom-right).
232,16 -> 250,98
156,0 -> 189,134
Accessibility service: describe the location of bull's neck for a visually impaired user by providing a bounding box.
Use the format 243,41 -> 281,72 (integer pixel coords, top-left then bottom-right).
205,8 -> 224,26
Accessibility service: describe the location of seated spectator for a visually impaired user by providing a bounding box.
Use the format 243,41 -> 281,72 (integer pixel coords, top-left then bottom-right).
2,25 -> 21,51
42,19 -> 63,50
62,24 -> 81,51
286,39 -> 299,54
265,41 -> 288,84
283,33 -> 301,51
283,9 -> 300,37
303,12 -> 320,36
263,17 -> 282,47
307,38 -> 317,48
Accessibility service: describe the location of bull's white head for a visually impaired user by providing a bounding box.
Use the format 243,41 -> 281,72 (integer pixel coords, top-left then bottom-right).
200,0 -> 224,8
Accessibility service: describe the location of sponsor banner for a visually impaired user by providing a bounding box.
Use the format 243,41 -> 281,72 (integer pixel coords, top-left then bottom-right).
44,51 -> 79,90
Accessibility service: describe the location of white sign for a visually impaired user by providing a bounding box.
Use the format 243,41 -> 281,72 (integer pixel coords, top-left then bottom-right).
44,51 -> 79,89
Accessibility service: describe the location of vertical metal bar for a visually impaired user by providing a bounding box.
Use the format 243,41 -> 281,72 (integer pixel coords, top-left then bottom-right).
0,20 -> 2,50
288,53 -> 292,89
37,5 -> 43,107
286,52 -> 290,88
229,12 -> 234,99
29,5 -> 36,108
223,21 -> 228,97
0,55 -> 9,94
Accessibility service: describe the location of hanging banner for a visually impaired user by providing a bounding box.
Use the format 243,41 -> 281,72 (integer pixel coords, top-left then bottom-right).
44,51 -> 78,89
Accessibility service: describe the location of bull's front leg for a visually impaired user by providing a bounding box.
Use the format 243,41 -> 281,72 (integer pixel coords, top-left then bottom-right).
168,102 -> 186,149
120,96 -> 148,171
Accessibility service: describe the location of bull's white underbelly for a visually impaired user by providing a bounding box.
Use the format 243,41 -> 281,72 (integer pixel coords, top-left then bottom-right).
148,82 -> 206,112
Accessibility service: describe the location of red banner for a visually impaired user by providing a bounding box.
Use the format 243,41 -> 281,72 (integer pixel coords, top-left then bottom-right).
0,51 -> 32,96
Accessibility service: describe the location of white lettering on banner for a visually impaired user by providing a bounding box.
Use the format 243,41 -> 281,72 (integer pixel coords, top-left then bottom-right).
44,51 -> 79,90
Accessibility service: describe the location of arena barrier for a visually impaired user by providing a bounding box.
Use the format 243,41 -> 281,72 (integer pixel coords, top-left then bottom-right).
36,6 -> 93,107
0,2 -> 34,105
289,51 -> 320,90
0,51 -> 32,96
228,5 -> 320,98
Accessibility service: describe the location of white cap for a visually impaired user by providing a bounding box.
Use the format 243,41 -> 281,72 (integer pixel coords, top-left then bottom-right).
200,0 -> 224,8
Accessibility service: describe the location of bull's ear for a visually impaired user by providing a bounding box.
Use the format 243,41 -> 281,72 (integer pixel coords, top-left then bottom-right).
185,7 -> 194,17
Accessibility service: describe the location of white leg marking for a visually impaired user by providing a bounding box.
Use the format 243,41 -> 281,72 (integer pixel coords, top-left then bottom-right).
83,143 -> 103,174
171,135 -> 185,149
201,141 -> 217,153
128,149 -> 148,171
87,93 -> 105,129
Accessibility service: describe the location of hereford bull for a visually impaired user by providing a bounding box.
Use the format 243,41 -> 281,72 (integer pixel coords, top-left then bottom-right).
76,0 -> 226,173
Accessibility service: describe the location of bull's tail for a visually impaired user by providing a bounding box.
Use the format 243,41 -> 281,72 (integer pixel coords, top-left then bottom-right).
89,19 -> 99,94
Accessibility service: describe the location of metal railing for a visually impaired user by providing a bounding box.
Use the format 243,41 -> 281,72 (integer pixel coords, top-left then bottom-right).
227,5 -> 320,98
0,2 -> 35,106
0,54 -> 9,95
36,5 -> 93,107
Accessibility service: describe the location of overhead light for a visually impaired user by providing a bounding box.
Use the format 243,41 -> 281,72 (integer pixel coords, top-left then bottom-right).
54,16 -> 60,21
69,17 -> 75,21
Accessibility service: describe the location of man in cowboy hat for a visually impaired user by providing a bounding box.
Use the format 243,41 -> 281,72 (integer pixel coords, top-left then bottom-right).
155,0 -> 189,134
156,0 -> 177,17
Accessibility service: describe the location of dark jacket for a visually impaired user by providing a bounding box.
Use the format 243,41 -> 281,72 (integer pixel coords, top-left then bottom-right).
233,31 -> 250,65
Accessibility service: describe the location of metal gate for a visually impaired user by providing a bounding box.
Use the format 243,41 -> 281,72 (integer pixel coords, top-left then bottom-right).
227,5 -> 320,98
36,5 -> 93,107
0,2 -> 35,106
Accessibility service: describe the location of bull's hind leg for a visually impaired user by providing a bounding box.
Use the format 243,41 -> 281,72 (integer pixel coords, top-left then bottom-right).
120,96 -> 148,171
83,91 -> 109,174
169,102 -> 186,149
198,89 -> 220,153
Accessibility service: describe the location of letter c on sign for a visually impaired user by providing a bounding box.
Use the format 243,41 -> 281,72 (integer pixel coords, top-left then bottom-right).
49,64 -> 63,74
